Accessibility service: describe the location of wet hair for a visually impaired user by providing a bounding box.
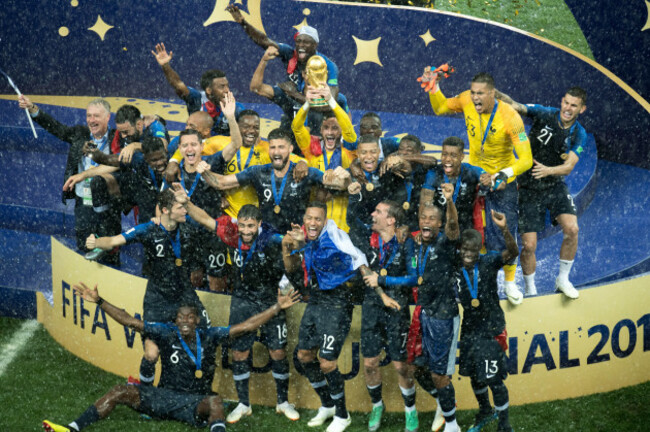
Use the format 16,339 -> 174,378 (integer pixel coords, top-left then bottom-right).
380,200 -> 405,226
157,189 -> 177,212
461,228 -> 482,247
361,112 -> 382,126
176,304 -> 199,316
566,86 -> 587,105
115,105 -> 141,126
200,69 -> 227,91
358,134 -> 380,146
471,72 -> 495,89
307,200 -> 328,214
419,202 -> 443,220
442,136 -> 465,150
141,136 -> 166,155
267,128 -> 293,145
178,128 -> 202,143
322,111 -> 337,121
238,204 -> 262,222
87,98 -> 111,114
400,134 -> 423,152
237,109 -> 260,122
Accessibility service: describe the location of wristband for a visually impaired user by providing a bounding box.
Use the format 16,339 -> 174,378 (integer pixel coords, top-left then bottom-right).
96,297 -> 104,307
327,96 -> 337,110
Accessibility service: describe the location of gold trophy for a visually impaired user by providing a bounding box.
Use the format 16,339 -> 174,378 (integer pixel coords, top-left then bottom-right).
305,55 -> 329,107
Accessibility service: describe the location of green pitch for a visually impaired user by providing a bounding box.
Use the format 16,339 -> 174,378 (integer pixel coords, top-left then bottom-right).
0,318 -> 647,431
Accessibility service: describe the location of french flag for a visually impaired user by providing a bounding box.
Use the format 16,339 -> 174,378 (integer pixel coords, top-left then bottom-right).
303,220 -> 368,290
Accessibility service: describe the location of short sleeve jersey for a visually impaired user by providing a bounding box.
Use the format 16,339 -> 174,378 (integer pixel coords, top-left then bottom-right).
182,87 -> 244,136
277,43 -> 339,91
235,162 -> 323,233
454,252 -> 506,339
355,234 -> 417,307
423,163 -> 481,231
518,104 -> 586,190
416,233 -> 459,319
122,222 -> 198,296
144,322 -> 229,394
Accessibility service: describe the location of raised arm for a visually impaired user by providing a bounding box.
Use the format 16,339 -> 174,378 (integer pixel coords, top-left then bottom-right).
227,5 -> 279,50
229,289 -> 301,338
86,233 -> 127,251
195,161 -> 240,190
218,92 -> 242,162
250,47 -> 278,99
171,183 -> 217,232
73,282 -> 144,332
281,224 -> 305,274
151,43 -> 190,99
441,183 -> 460,240
494,89 -> 528,115
491,210 -> 518,262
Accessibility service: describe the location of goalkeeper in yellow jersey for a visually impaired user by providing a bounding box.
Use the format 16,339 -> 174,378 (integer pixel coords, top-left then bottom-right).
421,69 -> 532,305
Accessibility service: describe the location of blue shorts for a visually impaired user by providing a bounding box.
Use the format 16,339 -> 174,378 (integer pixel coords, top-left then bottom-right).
420,312 -> 460,376
297,303 -> 352,361
228,296 -> 287,351
361,300 -> 410,361
138,385 -> 210,427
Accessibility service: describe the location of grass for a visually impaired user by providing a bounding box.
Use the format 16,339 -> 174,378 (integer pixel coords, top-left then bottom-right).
334,0 -> 594,59
1,317 -> 648,431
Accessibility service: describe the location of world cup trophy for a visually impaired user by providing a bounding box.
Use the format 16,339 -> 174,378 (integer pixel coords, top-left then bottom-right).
305,55 -> 329,107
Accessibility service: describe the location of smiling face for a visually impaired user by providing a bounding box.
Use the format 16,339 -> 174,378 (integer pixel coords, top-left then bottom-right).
460,237 -> 481,269
358,141 -> 380,173
470,82 -> 495,114
371,202 -> 395,233
179,134 -> 203,166
303,206 -> 326,241
175,306 -> 200,338
295,34 -> 318,63
239,115 -> 260,148
559,94 -> 586,127
418,205 -> 443,243
440,144 -> 463,177
359,116 -> 382,139
144,149 -> 168,174
320,117 -> 342,151
268,138 -> 292,171
116,119 -> 143,143
237,217 -> 261,246
86,103 -> 111,138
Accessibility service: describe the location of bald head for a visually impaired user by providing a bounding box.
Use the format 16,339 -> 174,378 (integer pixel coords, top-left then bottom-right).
186,111 -> 214,139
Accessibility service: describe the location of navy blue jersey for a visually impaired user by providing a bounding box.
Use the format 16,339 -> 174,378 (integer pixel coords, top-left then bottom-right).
519,105 -> 586,189
182,87 -> 244,136
144,322 -> 229,394
120,154 -> 165,222
343,137 -> 400,162
454,252 -> 506,339
422,163 -> 483,231
235,162 -> 323,233
416,234 -> 459,319
223,225 -> 285,305
122,222 -> 199,296
389,166 -> 428,230
354,234 -> 417,306
178,154 -> 226,218
346,171 -> 403,234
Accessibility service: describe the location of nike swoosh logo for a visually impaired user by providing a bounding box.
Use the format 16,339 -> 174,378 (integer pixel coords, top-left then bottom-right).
486,373 -> 495,379
172,345 -> 182,349
154,238 -> 165,243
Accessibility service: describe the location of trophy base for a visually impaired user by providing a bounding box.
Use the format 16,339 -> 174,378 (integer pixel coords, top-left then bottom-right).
308,97 -> 329,107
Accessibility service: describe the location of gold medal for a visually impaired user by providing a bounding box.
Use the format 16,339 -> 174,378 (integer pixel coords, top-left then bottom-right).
195,370 -> 203,379
418,276 -> 424,285
561,153 -> 569,160
175,258 -> 182,267
471,298 -> 480,308
403,202 -> 410,210
380,268 -> 387,276
365,182 -> 374,192
274,205 -> 281,214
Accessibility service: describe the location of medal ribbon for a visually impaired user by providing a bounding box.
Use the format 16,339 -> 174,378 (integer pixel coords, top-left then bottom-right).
405,178 -> 413,206
272,161 -> 294,207
378,236 -> 398,271
160,224 -> 182,261
236,146 -> 255,172
462,263 -> 479,301
443,165 -> 463,203
176,329 -> 202,373
557,112 -> 577,148
149,167 -> 167,192
418,244 -> 432,278
323,147 -> 342,170
87,132 -> 109,168
480,99 -> 499,153
180,161 -> 202,197
237,237 -> 257,278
